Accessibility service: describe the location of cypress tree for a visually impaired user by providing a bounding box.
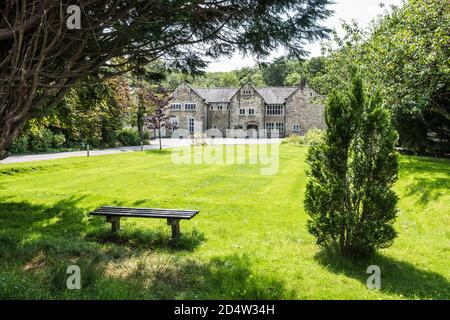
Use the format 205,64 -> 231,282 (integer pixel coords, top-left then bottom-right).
305,74 -> 399,258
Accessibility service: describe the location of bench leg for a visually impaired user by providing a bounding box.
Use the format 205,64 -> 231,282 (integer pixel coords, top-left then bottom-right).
107,216 -> 120,233
167,218 -> 180,240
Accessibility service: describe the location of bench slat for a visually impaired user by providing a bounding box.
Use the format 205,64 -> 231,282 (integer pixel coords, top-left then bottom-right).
94,208 -> 196,216
93,209 -> 196,217
89,206 -> 199,220
91,212 -> 195,219
102,206 -> 198,214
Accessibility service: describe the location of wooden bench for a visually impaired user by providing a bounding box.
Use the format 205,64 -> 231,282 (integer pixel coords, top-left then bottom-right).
89,206 -> 199,239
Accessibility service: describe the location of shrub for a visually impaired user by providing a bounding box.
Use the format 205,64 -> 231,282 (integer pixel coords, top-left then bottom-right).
102,130 -> 117,148
301,129 -> 324,146
8,134 -> 29,154
52,133 -> 66,148
117,128 -> 141,146
283,129 -> 324,146
305,75 -> 399,258
29,128 -> 54,152
282,135 -> 302,145
142,130 -> 151,142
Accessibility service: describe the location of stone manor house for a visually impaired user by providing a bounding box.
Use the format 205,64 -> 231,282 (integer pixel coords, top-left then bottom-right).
165,82 -> 325,138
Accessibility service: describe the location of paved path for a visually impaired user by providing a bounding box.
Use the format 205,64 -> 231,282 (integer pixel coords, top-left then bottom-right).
0,138 -> 282,164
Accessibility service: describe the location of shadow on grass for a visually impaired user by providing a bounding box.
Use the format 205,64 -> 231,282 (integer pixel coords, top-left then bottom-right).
315,250 -> 450,299
404,177 -> 448,205
123,254 -> 292,299
400,156 -> 450,205
0,198 -> 285,299
85,227 -> 206,252
0,197 -> 205,253
0,196 -> 99,238
0,197 -> 123,265
1,250 -> 291,299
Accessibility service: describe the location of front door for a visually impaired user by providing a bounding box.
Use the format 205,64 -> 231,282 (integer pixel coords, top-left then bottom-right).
246,124 -> 258,138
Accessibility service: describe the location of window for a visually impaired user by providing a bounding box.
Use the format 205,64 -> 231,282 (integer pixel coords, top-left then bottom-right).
171,117 -> 178,131
170,103 -> 181,110
185,103 -> 196,110
265,122 -> 284,132
217,105 -> 223,110
210,105 -> 214,110
276,123 -> 284,132
248,108 -> 255,115
266,105 -> 283,115
293,124 -> 300,132
242,89 -> 252,96
188,118 -> 195,134
239,108 -> 246,115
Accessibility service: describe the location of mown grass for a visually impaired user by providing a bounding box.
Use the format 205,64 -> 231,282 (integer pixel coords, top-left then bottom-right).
0,145 -> 448,299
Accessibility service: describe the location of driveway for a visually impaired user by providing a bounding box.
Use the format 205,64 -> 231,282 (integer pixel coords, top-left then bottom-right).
0,138 -> 282,164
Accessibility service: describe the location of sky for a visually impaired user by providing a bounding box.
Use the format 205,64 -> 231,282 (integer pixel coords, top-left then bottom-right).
206,0 -> 404,72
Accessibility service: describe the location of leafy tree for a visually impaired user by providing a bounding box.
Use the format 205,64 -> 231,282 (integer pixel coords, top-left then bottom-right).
143,87 -> 175,150
50,76 -> 131,147
129,60 -> 169,143
312,0 -> 449,153
189,72 -> 240,88
235,67 -> 266,86
164,65 -> 266,88
260,57 -> 290,86
0,0 -> 332,159
366,0 -> 450,153
305,74 -> 399,258
283,57 -> 326,89
136,88 -> 148,144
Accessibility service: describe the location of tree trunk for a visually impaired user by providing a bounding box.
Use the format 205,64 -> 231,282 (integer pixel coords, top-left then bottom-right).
158,125 -> 162,150
0,110 -> 31,160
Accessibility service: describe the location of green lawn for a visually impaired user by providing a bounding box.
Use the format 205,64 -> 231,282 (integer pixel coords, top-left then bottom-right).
0,145 -> 449,299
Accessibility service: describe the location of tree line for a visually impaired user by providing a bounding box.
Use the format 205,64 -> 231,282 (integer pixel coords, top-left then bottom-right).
6,0 -> 448,156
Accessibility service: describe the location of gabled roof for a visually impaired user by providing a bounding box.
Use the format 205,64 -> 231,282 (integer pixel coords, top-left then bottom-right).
183,83 -> 302,104
193,88 -> 239,103
255,87 -> 298,104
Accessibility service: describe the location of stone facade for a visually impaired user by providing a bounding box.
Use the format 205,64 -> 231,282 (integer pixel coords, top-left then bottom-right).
166,82 -> 325,137
229,84 -> 266,131
285,86 -> 325,136
167,83 -> 207,135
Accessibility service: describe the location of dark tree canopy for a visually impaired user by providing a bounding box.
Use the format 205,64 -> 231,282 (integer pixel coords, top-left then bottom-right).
261,57 -> 290,86
0,0 -> 332,159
